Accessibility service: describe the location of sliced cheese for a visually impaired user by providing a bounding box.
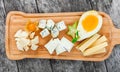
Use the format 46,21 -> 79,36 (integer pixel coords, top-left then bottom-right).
92,48 -> 106,55
61,37 -> 74,52
83,42 -> 108,56
45,38 -> 59,54
91,35 -> 107,47
55,39 -> 66,55
78,34 -> 100,52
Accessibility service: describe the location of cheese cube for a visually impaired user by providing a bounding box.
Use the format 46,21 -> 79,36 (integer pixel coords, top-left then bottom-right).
38,20 -> 46,29
51,27 -> 59,38
61,37 -> 74,52
55,39 -> 66,55
46,19 -> 55,30
31,36 -> 39,45
31,44 -> 38,50
40,28 -> 50,38
56,21 -> 66,31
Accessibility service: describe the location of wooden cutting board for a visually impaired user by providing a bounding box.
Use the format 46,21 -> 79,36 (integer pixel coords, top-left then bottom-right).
5,11 -> 120,61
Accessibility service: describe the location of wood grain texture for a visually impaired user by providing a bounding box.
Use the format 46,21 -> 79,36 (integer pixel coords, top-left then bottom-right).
0,0 -> 120,72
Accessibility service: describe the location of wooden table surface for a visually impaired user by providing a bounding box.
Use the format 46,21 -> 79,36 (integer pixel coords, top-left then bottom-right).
0,0 -> 120,72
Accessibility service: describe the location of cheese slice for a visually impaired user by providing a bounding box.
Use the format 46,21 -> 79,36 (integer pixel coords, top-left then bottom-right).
61,37 -> 74,52
45,38 -> 59,54
55,39 -> 66,55
92,48 -> 106,55
91,35 -> 107,47
83,42 -> 108,56
78,34 -> 100,52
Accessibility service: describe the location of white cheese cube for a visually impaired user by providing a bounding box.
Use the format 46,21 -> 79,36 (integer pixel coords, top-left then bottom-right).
45,38 -> 59,54
38,20 -> 46,29
40,28 -> 50,38
46,19 -> 55,30
31,36 -> 39,45
51,27 -> 59,38
30,32 -> 35,39
31,44 -> 38,50
61,37 -> 74,52
56,21 -> 66,31
55,39 -> 66,55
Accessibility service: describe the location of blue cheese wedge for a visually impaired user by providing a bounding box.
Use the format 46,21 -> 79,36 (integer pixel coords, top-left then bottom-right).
38,20 -> 46,29
61,37 -> 74,52
45,38 -> 59,54
40,28 -> 50,38
56,21 -> 66,31
55,39 -> 66,55
46,19 -> 55,30
51,27 -> 59,38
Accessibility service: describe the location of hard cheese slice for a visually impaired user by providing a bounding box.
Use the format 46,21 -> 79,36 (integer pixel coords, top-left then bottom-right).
61,37 -> 74,52
78,34 -> 100,52
83,42 -> 108,56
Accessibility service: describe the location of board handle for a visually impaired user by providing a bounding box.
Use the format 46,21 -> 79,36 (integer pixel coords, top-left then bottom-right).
112,27 -> 120,47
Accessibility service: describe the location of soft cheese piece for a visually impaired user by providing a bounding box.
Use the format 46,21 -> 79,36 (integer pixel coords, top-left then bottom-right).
14,29 -> 22,37
56,21 -> 66,31
61,37 -> 74,52
40,28 -> 50,38
30,32 -> 35,39
24,45 -> 29,51
31,44 -> 39,50
51,27 -> 59,38
45,38 -> 59,54
83,42 -> 108,56
55,39 -> 66,55
31,36 -> 39,45
78,34 -> 100,52
46,19 -> 55,30
14,30 -> 29,38
38,20 -> 46,29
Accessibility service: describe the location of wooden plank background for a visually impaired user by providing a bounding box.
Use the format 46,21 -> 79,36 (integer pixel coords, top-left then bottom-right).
0,0 -> 120,72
